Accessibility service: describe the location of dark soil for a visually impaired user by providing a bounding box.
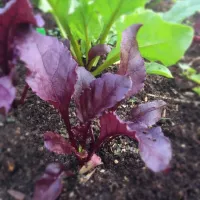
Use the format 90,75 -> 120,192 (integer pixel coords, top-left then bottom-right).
1,2 -> 200,200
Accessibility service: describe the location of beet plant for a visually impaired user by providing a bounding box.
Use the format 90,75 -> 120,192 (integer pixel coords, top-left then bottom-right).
15,23 -> 171,199
3,0 -> 199,199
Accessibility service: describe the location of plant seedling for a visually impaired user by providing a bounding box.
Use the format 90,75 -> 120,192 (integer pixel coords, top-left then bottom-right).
0,1 -> 173,199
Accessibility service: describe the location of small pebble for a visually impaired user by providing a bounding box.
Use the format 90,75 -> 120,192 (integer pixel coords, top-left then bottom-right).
7,159 -> 15,172
114,159 -> 119,164
69,192 -> 74,198
15,127 -> 21,135
100,169 -> 105,173
25,132 -> 30,136
181,144 -> 186,148
124,176 -> 129,182
184,92 -> 194,97
38,146 -> 44,151
20,136 -> 25,140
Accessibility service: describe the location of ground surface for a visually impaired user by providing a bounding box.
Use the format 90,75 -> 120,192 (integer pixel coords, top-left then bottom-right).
1,2 -> 200,200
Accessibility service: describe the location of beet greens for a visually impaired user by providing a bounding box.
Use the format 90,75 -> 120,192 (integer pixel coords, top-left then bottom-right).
15,24 -> 171,199
0,0 -> 172,199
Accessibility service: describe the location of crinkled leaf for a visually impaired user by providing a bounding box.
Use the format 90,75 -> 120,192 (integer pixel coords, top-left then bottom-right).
163,0 -> 200,23
145,62 -> 173,78
44,132 -> 76,155
131,100 -> 166,128
99,112 -> 136,145
0,0 -> 37,75
88,44 -> 111,63
115,10 -> 194,66
0,76 -> 16,114
33,163 -> 72,200
118,24 -> 146,96
73,67 -> 95,100
136,126 -> 172,172
16,29 -> 78,110
76,73 -> 132,122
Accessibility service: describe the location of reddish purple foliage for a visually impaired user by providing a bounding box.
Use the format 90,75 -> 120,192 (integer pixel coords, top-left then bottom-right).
33,163 -> 72,200
73,67 -> 95,100
1,1 -> 172,199
98,112 -> 136,145
7,3 -> 171,196
131,100 -> 166,127
0,0 -> 37,75
0,0 -> 43,114
0,75 -> 16,114
72,124 -> 92,148
15,29 -> 77,111
44,132 -> 76,155
136,127 -> 172,172
88,44 -> 111,63
118,24 -> 146,96
15,22 -> 171,174
75,73 -> 132,122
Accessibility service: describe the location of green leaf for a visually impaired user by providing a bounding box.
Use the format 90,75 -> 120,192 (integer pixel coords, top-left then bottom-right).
163,0 -> 200,23
36,28 -> 46,35
94,0 -> 147,21
67,0 -> 102,58
178,63 -> 197,76
145,62 -> 173,78
189,74 -> 200,84
94,0 -> 147,43
192,87 -> 200,95
115,9 -> 194,66
39,0 -> 85,65
38,0 -> 51,12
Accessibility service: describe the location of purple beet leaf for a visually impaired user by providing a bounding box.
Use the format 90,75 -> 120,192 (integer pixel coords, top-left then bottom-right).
136,126 -> 172,172
16,29 -> 78,111
131,100 -> 166,127
118,24 -> 146,96
98,112 -> 136,146
88,44 -> 111,63
33,163 -> 73,200
44,132 -> 77,155
0,76 -> 16,115
44,131 -> 88,160
73,67 -> 95,100
0,0 -> 37,75
72,124 -> 92,149
75,73 -> 132,123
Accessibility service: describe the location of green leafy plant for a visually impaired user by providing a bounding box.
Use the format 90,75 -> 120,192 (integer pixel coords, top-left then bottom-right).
38,0 -> 194,77
178,63 -> 200,95
193,86 -> 200,95
163,0 -> 200,23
